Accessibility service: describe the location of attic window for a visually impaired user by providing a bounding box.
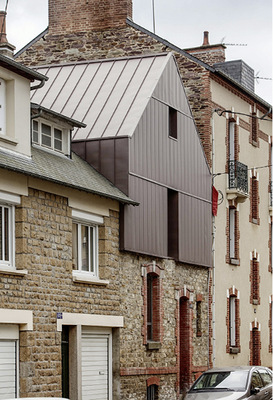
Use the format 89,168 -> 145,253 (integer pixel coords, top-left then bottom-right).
32,119 -> 65,153
169,107 -> 178,139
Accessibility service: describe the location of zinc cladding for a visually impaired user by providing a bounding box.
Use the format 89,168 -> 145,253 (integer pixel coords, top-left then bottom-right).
30,53 -> 172,141
0,147 -> 135,204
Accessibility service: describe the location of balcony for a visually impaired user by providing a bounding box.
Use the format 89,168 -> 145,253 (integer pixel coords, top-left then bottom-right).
227,160 -> 248,201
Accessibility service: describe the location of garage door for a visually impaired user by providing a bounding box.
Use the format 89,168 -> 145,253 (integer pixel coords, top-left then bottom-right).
81,329 -> 112,400
0,340 -> 17,399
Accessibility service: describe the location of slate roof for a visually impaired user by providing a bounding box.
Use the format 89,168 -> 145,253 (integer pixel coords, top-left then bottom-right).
0,146 -> 136,204
30,53 -> 172,140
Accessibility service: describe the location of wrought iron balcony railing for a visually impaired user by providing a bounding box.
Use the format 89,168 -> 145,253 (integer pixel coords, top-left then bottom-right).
228,160 -> 248,194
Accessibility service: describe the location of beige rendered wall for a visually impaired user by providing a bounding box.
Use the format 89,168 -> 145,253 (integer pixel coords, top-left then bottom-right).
211,79 -> 272,367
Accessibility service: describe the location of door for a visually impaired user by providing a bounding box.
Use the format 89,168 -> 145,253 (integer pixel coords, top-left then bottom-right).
81,328 -> 112,400
0,340 -> 18,399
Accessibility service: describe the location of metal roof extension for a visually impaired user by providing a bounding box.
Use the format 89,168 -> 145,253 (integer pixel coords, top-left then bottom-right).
30,53 -> 172,141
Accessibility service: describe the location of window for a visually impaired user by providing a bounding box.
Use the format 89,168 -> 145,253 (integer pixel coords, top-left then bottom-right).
226,288 -> 240,353
250,173 -> 259,223
32,119 -> 64,153
228,206 -> 238,262
0,203 -> 14,268
0,325 -> 19,398
169,107 -> 177,139
168,189 -> 178,259
72,210 -> 103,280
142,263 -> 162,347
147,384 -> 158,400
228,120 -> 235,161
250,254 -> 260,305
72,221 -> 98,276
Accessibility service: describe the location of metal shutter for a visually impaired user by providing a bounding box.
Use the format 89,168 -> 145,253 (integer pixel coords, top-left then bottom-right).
81,330 -> 111,400
0,340 -> 17,399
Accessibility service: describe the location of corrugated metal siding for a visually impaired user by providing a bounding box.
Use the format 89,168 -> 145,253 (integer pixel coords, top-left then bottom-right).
123,175 -> 167,257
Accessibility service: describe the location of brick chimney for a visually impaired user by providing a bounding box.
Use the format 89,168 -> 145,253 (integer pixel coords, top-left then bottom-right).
0,11 -> 15,57
184,31 -> 226,66
48,0 -> 133,35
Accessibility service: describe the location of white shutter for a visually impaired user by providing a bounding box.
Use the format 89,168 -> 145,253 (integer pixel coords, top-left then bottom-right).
81,330 -> 112,400
0,340 -> 17,399
229,208 -> 235,259
0,79 -> 6,135
229,121 -> 235,161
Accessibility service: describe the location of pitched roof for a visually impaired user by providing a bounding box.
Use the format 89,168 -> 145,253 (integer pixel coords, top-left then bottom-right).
0,53 -> 47,84
0,146 -> 136,204
30,53 -> 173,141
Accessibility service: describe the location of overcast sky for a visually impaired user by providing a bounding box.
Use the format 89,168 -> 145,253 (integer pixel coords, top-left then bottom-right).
2,0 -> 272,104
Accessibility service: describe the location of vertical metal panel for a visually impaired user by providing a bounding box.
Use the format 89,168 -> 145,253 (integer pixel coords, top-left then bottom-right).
179,193 -> 211,266
123,175 -> 167,257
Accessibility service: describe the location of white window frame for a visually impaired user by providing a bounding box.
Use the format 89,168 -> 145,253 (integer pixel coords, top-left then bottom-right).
32,118 -> 66,154
72,210 -> 103,279
0,191 -> 20,270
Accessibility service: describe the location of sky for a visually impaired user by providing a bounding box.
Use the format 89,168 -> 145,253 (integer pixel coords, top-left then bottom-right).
1,0 -> 272,105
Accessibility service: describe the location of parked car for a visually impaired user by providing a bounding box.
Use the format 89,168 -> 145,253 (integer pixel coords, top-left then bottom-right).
184,366 -> 272,399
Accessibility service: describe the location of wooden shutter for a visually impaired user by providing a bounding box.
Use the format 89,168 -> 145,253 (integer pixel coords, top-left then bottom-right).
81,330 -> 112,400
0,340 -> 17,399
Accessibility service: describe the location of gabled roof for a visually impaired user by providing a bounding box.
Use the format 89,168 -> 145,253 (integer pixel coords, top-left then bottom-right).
0,147 -> 136,205
30,53 -> 173,140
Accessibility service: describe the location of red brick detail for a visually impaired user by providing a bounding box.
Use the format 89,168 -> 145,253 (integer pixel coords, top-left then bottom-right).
141,263 -> 164,345
249,321 -> 261,366
250,254 -> 260,305
251,112 -> 259,144
146,376 -> 160,387
120,367 -> 177,376
249,174 -> 260,225
48,0 -> 132,34
226,287 -> 241,353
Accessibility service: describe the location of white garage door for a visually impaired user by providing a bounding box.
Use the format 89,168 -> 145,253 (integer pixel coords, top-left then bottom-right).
0,340 -> 17,399
81,329 -> 112,400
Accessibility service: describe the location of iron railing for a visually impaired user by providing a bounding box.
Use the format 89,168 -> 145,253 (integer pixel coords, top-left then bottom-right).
228,160 -> 248,194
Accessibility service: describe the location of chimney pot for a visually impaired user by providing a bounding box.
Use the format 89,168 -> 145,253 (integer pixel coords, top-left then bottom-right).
0,11 -> 8,43
203,31 -> 209,46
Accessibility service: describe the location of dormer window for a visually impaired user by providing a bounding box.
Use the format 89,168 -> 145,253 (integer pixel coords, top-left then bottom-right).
32,119 -> 64,152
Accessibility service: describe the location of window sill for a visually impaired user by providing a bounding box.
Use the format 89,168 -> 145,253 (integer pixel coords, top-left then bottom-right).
0,266 -> 28,276
72,271 -> 109,286
252,299 -> 259,305
0,134 -> 18,146
229,347 -> 240,354
251,218 -> 258,225
146,341 -> 161,350
229,258 -> 240,266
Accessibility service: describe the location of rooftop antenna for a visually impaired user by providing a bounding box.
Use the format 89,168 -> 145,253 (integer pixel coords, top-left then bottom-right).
152,0 -> 155,33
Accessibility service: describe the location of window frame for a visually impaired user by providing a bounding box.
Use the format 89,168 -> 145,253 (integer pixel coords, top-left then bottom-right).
72,210 -> 103,280
168,106 -> 178,139
32,118 -> 66,154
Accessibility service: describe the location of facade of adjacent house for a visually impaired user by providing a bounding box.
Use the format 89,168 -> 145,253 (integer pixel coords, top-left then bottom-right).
0,53 -> 139,400
16,0 -> 272,372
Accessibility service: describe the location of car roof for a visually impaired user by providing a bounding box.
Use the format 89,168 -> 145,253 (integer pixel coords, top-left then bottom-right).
204,366 -> 267,373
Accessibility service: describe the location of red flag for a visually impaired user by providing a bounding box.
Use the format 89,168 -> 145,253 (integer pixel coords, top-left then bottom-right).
212,186 -> 219,216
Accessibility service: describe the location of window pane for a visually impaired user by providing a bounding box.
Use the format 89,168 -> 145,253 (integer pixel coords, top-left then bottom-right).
81,225 -> 89,272
72,223 -> 78,270
89,226 -> 94,273
0,207 -> 2,260
147,274 -> 153,340
32,120 -> 39,143
0,206 -> 10,262
41,123 -> 51,147
229,297 -> 236,346
54,128 -> 62,151
4,207 -> 9,261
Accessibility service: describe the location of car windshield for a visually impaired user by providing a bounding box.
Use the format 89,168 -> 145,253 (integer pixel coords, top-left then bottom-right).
191,370 -> 249,392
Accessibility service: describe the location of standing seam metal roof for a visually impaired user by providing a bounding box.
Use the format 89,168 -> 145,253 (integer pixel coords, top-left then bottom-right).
30,53 -> 173,141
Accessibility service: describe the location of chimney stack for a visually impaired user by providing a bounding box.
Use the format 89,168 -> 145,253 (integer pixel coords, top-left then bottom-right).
0,11 -> 15,58
184,31 -> 226,66
48,0 -> 133,35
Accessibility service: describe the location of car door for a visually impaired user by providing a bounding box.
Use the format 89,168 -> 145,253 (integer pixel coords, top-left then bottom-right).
257,368 -> 272,400
248,370 -> 265,400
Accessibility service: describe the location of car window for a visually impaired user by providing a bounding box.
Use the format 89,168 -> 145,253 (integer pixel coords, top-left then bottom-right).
251,371 -> 263,389
191,370 -> 248,391
258,369 -> 272,386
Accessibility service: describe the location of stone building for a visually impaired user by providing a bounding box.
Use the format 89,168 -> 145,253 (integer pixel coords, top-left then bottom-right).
15,0 -> 272,373
0,6 -> 213,400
